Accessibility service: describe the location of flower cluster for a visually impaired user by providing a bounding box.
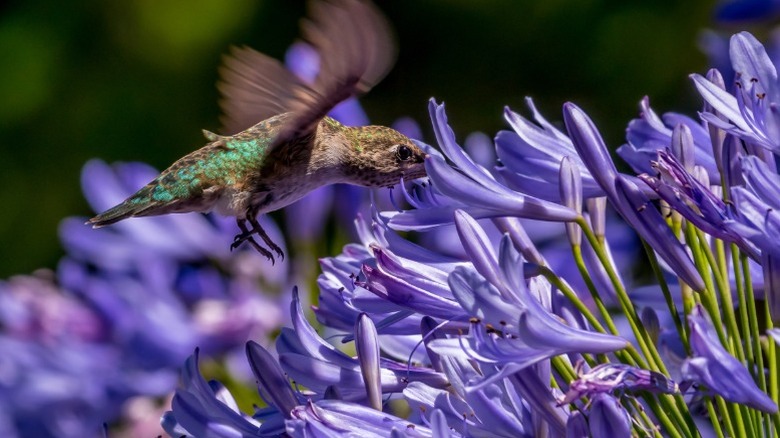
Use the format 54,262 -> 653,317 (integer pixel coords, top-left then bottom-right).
161,29 -> 780,438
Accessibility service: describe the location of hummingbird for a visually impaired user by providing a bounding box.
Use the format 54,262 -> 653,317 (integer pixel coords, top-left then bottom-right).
87,0 -> 427,263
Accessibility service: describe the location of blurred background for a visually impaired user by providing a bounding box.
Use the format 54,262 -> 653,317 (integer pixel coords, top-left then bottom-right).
0,0 -> 736,278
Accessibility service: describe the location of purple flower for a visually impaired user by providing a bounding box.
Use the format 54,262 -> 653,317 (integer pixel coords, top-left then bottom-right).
164,349 -> 264,438
566,411 -> 588,438
693,32 -> 780,153
385,99 -> 578,231
286,400 -> 438,437
355,313 -> 383,410
619,96 -> 719,181
0,275 -> 176,438
496,99 -> 607,202
279,289 -> 448,400
559,156 -> 583,245
314,213 -> 461,335
564,103 -> 706,291
427,211 -> 628,387
714,0 -> 780,23
586,393 -> 632,438
164,298 -> 447,437
729,155 -> 780,258
638,148 -> 749,248
560,363 -> 678,405
681,305 -> 777,413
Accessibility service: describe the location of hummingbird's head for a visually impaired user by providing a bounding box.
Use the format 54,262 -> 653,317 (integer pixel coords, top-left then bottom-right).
341,126 -> 427,187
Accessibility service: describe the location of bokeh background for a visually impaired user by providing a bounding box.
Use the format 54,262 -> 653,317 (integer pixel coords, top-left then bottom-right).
0,0 -> 738,278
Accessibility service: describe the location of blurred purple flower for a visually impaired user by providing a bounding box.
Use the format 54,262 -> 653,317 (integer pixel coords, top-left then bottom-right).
714,0 -> 780,23
0,159 -> 286,437
0,274 -> 176,438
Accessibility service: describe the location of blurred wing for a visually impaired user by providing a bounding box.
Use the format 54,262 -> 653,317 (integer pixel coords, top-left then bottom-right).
217,0 -> 397,142
218,46 -> 317,135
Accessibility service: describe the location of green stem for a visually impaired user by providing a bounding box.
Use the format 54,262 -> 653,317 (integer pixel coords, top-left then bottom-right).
764,286 -> 779,433
641,240 -> 688,352
576,217 -> 656,368
540,265 -> 643,368
742,254 -> 768,395
732,244 -> 755,374
539,266 -> 608,335
571,244 -> 618,334
576,217 -> 693,436
697,229 -> 745,362
684,223 -> 728,345
705,399 -> 725,438
716,396 -> 736,438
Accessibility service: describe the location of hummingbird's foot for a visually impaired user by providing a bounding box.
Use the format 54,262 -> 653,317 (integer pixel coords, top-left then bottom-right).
248,216 -> 285,261
233,219 -> 276,264
230,234 -> 275,264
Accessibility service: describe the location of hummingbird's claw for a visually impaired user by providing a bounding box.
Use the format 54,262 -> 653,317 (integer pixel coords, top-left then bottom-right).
231,220 -> 276,263
248,216 -> 285,262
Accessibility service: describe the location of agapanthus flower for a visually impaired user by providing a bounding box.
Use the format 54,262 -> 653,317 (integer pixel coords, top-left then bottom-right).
164,66 -> 780,435
693,31 -> 780,154
560,362 -> 678,405
384,99 -> 579,232
682,306 -> 777,413
584,393 -> 632,438
638,147 -> 749,248
620,96 -> 719,181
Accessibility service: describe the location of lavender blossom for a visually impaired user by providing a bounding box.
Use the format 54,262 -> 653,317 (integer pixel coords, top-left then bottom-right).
564,103 -> 706,291
385,99 -> 578,231
682,306 -> 777,413
620,97 -> 719,180
693,31 -> 780,154
586,393 -> 632,438
560,363 -> 678,405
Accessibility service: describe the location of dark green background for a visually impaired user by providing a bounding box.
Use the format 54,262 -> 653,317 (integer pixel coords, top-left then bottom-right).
0,0 -> 743,276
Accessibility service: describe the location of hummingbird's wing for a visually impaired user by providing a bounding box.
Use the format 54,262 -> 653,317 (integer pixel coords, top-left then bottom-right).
217,0 -> 396,142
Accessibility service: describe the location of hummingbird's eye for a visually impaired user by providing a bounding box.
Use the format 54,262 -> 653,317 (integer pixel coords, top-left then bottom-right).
396,144 -> 413,161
